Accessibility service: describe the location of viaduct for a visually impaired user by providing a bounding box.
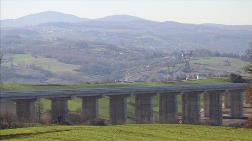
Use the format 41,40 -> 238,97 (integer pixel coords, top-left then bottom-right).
0,83 -> 248,126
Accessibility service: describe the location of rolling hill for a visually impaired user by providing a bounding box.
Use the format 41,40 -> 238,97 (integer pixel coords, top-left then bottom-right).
1,11 -> 86,27
1,11 -> 251,83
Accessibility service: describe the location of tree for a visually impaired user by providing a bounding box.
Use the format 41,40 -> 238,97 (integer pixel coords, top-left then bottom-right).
229,73 -> 246,83
0,51 -> 3,90
246,43 -> 252,127
0,41 -> 2,125
246,43 -> 252,107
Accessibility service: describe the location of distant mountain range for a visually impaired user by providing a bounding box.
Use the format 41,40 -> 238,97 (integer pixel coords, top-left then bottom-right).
1,12 -> 153,27
1,11 -> 87,27
1,11 -> 252,83
2,11 -> 252,54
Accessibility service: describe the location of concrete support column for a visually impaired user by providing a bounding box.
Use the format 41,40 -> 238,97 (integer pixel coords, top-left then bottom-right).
182,92 -> 201,124
135,94 -> 154,123
16,99 -> 37,123
159,93 -> 178,123
207,90 -> 224,126
109,95 -> 128,124
230,90 -> 244,118
0,99 -> 16,117
245,90 -> 250,105
224,92 -> 231,108
81,96 -> 99,122
204,93 -> 210,117
51,97 -> 69,124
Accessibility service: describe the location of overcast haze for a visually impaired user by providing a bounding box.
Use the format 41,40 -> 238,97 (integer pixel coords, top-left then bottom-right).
1,0 -> 252,25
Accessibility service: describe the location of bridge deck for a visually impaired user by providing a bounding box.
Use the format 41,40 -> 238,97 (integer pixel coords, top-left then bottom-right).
0,83 -> 247,100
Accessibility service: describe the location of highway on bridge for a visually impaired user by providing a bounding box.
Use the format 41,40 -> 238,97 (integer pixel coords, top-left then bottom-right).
0,83 -> 247,100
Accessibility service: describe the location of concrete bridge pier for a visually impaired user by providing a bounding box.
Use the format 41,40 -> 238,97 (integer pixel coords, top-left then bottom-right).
16,99 -> 37,123
204,92 -> 210,117
0,99 -> 16,117
207,90 -> 224,126
182,92 -> 201,124
81,96 -> 100,122
230,90 -> 244,118
159,92 -> 178,123
51,97 -> 70,124
135,94 -> 155,123
245,91 -> 251,106
224,92 -> 231,108
109,95 -> 128,124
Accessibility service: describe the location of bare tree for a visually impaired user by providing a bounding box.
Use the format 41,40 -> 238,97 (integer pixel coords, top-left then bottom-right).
0,51 -> 3,84
0,50 -> 2,91
246,43 -> 252,106
246,45 -> 252,127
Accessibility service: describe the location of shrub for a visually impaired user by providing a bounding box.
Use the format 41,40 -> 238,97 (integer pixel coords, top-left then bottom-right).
229,73 -> 246,83
0,113 -> 19,129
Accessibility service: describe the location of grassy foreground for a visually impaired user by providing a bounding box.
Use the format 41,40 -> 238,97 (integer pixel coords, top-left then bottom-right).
1,124 -> 252,141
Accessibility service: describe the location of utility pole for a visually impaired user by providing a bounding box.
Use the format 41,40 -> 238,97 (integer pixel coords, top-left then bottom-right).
181,50 -> 193,73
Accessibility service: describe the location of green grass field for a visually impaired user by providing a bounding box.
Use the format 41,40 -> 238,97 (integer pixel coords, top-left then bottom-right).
1,124 -> 252,141
6,54 -> 80,73
192,57 -> 249,74
0,78 -> 229,91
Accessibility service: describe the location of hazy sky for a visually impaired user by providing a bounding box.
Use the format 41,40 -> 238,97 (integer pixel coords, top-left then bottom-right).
1,0 -> 252,25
